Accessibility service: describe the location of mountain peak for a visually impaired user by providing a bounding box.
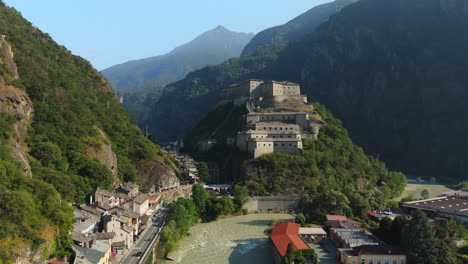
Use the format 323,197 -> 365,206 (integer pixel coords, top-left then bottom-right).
214,25 -> 228,31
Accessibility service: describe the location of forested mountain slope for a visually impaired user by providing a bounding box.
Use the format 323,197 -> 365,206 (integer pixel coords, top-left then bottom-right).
102,26 -> 254,92
299,0 -> 468,180
241,0 -> 358,56
0,2 -> 174,262
150,0 -> 468,181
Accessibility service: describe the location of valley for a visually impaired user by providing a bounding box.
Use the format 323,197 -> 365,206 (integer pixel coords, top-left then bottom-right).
1,0 -> 468,264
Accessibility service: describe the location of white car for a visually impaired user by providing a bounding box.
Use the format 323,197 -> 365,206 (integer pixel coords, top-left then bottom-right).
383,210 -> 392,215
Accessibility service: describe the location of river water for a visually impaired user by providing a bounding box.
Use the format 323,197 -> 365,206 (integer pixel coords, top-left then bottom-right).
169,213 -> 293,264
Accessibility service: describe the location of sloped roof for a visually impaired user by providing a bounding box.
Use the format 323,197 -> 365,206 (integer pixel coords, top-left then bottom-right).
326,215 -> 348,221
94,232 -> 115,240
270,222 -> 309,257
354,245 -> 403,255
134,193 -> 149,204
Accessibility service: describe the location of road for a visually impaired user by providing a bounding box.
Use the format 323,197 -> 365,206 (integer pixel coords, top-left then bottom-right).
120,208 -> 167,264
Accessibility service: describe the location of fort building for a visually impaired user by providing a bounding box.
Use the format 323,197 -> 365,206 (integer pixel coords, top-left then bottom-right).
221,79 -> 307,106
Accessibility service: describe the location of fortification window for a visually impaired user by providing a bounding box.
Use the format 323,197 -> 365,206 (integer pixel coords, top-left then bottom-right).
269,144 -> 271,146
289,144 -> 292,147
263,144 -> 266,146
280,127 -> 283,130
274,143 -> 278,147
282,144 -> 285,147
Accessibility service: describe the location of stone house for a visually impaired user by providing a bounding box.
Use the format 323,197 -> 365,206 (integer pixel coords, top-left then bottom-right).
115,182 -> 139,198
105,219 -> 133,249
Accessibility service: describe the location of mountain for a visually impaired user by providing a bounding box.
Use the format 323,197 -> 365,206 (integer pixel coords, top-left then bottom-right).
147,0 -> 355,143
241,0 -> 358,56
101,26 -> 254,92
0,1 -> 177,261
298,0 -> 468,181
148,0 -> 468,182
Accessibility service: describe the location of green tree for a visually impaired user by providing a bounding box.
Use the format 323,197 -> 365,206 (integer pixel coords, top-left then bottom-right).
192,184 -> 208,216
421,189 -> 430,199
196,162 -> 209,182
401,210 -> 438,264
232,184 -> 249,209
283,242 -> 295,264
295,213 -> 306,225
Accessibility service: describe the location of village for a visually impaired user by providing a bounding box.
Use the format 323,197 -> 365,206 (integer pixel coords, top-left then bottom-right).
64,150 -> 203,264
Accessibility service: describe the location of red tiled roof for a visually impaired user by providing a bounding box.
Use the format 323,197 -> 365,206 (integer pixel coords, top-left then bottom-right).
149,195 -> 161,202
326,215 -> 348,221
270,222 -> 309,257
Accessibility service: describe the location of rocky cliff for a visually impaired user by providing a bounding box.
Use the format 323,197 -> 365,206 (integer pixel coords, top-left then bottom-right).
0,2 -> 175,262
0,38 -> 33,176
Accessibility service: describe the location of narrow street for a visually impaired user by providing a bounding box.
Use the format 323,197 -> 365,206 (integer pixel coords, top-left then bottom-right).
119,208 -> 167,264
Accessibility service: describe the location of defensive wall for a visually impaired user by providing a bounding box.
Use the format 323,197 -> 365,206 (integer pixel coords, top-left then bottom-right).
244,196 -> 300,213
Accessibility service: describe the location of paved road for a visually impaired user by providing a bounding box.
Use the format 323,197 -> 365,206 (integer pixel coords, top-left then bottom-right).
120,209 -> 167,264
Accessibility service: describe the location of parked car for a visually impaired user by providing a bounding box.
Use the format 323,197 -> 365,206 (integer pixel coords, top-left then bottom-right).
383,209 -> 392,215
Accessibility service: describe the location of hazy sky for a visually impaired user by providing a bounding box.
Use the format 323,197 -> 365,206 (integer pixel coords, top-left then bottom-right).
3,0 -> 331,70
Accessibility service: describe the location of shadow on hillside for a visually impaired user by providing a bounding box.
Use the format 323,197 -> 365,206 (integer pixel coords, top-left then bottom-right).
228,238 -> 273,264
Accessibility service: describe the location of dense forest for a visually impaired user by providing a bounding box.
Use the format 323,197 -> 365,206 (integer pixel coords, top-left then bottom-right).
0,1 -> 165,261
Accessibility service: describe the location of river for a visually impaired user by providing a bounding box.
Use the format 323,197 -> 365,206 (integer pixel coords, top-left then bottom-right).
169,213 -> 293,264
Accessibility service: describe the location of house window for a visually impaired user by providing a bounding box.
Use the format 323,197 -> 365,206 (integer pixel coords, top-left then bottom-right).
384,259 -> 389,264
400,259 -> 405,264
392,259 -> 397,264
377,259 -> 381,264
369,259 -> 374,264
361,258 -> 366,264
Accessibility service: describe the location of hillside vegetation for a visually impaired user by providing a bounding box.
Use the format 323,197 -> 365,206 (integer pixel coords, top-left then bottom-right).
184,102 -> 406,219
0,1 -> 167,261
149,0 -> 468,181
243,103 -> 406,219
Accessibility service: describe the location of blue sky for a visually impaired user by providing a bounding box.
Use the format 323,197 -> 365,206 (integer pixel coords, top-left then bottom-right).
3,0 -> 331,70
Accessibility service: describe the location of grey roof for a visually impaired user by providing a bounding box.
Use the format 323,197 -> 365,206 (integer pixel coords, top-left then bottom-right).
134,193 -> 149,205
95,188 -> 115,198
72,245 -> 106,264
119,182 -> 138,192
71,232 -> 93,243
93,232 -> 115,240
90,240 -> 111,253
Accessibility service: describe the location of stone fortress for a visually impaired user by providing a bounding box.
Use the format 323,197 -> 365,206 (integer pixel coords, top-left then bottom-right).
222,79 -> 323,158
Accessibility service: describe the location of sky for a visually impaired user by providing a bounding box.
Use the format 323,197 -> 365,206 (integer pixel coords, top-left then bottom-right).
3,0 -> 331,70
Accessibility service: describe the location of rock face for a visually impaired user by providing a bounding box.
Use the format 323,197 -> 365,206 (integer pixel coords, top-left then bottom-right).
85,128 -> 118,185
139,158 -> 180,190
0,35 -> 18,83
0,38 -> 33,176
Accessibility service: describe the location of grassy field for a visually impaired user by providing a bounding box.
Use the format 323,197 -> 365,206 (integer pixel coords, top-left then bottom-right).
395,183 -> 454,201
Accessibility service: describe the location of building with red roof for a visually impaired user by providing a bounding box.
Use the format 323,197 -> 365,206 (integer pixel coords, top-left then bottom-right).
270,222 -> 309,263
326,215 -> 362,229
